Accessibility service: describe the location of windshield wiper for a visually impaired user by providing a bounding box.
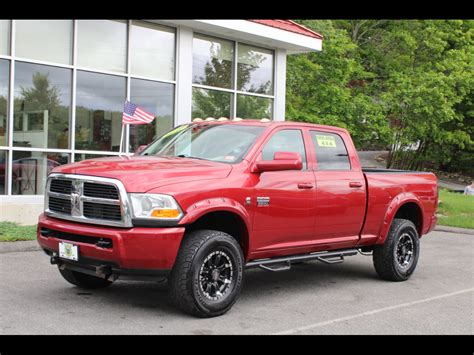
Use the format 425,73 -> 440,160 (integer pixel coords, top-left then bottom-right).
176,154 -> 207,161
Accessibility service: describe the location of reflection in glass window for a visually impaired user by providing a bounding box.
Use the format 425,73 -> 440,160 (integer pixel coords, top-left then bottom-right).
236,94 -> 272,119
75,71 -> 125,152
74,153 -> 115,162
15,20 -> 72,64
0,60 -> 9,147
262,129 -> 307,169
143,124 -> 264,164
129,78 -> 174,151
192,87 -> 232,119
0,150 -> 6,194
12,151 -> 69,195
0,20 -> 10,55
311,131 -> 351,170
193,34 -> 233,89
237,44 -> 273,95
77,20 -> 127,73
131,21 -> 175,81
13,62 -> 71,149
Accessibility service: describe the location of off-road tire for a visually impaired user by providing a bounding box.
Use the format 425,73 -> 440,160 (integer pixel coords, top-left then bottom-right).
58,268 -> 113,289
168,229 -> 244,318
373,218 -> 420,281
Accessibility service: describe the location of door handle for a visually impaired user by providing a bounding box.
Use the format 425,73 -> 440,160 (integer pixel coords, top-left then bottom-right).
349,181 -> 363,188
298,182 -> 314,189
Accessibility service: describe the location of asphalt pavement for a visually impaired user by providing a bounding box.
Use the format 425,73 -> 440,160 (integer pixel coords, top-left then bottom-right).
0,230 -> 472,335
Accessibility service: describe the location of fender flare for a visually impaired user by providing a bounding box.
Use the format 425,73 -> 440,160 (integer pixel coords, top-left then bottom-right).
179,197 -> 251,234
376,192 -> 425,245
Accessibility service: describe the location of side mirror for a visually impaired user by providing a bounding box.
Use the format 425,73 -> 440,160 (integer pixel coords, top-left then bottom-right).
253,151 -> 303,173
135,145 -> 147,155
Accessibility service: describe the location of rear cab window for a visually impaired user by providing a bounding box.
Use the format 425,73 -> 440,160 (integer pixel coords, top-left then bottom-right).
310,131 -> 351,170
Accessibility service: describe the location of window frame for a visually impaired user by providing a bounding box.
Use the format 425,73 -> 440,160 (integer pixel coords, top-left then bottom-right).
191,32 -> 276,120
256,127 -> 308,170
0,19 -> 178,196
310,130 -> 352,171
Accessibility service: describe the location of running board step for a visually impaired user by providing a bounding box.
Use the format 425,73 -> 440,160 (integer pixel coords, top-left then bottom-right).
245,249 -> 358,272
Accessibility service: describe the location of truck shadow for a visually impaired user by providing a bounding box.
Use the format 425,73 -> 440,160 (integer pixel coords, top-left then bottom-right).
69,259 -> 378,316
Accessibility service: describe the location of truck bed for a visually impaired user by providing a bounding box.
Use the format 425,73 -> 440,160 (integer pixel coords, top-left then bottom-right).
361,169 -> 438,241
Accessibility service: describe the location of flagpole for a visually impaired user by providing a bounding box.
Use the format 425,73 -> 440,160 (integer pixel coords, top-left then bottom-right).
119,123 -> 125,157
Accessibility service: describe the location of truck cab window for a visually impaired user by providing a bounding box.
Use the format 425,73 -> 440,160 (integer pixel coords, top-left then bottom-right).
311,131 -> 351,170
262,129 -> 307,169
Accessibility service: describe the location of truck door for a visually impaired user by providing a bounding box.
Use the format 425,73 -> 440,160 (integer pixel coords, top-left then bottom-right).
310,130 -> 366,247
251,128 -> 317,253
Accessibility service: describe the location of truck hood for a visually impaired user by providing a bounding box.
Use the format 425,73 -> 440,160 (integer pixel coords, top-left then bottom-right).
52,156 -> 232,192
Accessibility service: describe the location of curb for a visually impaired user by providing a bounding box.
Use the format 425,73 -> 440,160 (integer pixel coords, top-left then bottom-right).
434,225 -> 474,236
0,240 -> 42,254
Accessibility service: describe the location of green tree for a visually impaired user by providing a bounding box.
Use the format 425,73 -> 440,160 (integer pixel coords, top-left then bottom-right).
19,72 -> 61,110
286,20 -> 391,149
287,20 -> 474,173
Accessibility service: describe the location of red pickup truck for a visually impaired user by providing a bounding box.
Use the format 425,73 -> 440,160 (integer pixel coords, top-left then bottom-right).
37,120 -> 438,317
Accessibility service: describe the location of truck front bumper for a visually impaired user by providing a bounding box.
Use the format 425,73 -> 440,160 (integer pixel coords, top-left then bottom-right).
37,213 -> 186,279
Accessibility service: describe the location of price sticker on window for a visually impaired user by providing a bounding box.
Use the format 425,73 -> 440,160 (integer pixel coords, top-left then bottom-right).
316,135 -> 337,148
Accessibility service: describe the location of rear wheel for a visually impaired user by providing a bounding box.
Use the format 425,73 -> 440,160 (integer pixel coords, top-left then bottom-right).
373,218 -> 420,281
58,268 -> 113,289
168,229 -> 244,318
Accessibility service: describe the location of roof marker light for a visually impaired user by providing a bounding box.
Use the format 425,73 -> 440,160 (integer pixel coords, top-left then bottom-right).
260,118 -> 271,122
217,117 -> 229,121
193,118 -> 203,122
233,117 -> 243,121
205,117 -> 216,121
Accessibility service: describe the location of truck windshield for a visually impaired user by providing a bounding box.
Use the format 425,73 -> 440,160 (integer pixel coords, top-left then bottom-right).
141,124 -> 265,164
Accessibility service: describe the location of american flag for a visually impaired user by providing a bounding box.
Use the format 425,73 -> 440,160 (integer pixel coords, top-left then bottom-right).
122,100 -> 155,125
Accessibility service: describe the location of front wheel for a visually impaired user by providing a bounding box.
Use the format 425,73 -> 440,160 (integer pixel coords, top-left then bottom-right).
168,230 -> 244,318
373,218 -> 420,281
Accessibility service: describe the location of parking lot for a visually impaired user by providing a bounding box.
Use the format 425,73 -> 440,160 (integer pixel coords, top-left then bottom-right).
0,230 -> 472,335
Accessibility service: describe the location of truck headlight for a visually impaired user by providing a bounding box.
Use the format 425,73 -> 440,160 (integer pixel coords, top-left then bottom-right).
128,194 -> 183,220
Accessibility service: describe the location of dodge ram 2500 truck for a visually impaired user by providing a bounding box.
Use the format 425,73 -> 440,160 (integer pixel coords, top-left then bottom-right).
37,120 -> 438,317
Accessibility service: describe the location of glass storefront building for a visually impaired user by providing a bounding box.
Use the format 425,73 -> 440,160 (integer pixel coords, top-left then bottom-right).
0,19 -> 322,211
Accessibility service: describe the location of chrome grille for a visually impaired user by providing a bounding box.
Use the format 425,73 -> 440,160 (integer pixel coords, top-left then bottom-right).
48,196 -> 72,215
50,179 -> 73,194
83,182 -> 119,200
45,174 -> 132,228
83,201 -> 122,221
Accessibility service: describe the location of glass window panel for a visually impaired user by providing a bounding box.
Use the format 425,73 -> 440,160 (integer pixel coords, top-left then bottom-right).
0,20 -> 10,55
131,21 -> 175,81
15,20 -> 72,64
12,151 -> 69,195
237,44 -> 274,95
310,131 -> 351,170
0,150 -> 6,194
236,94 -> 272,119
75,71 -> 125,152
13,62 -> 71,149
129,78 -> 174,151
77,20 -> 127,73
0,59 -> 9,147
262,129 -> 307,169
193,34 -> 233,89
74,153 -> 115,162
192,87 -> 232,119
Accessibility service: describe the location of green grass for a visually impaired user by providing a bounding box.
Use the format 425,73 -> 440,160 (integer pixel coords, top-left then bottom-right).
437,189 -> 474,229
0,222 -> 37,242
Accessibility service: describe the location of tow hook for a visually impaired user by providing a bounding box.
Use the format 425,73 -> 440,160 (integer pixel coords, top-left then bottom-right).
50,253 -> 60,265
